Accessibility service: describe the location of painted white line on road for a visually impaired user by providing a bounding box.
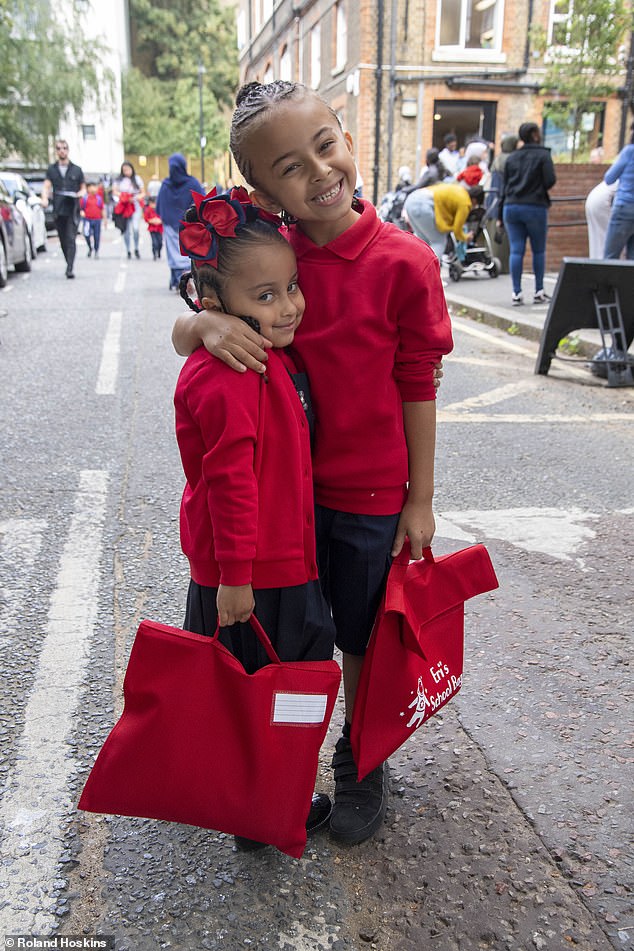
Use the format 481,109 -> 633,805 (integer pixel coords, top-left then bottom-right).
0,519 -> 46,648
442,379 -> 539,412
114,269 -> 126,295
436,506 -> 599,562
96,310 -> 122,395
0,470 -> 108,936
451,316 -> 536,355
438,411 -> 633,424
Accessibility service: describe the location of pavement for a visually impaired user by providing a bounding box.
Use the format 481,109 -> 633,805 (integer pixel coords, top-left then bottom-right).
441,265 -> 604,357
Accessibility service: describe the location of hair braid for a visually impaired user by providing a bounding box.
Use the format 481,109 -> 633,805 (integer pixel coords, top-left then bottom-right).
179,270 -> 200,312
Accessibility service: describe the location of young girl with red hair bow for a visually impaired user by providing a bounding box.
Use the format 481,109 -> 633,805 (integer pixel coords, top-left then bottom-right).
174,188 -> 335,848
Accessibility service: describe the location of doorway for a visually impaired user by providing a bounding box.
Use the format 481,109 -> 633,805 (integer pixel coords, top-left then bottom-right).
432,100 -> 497,150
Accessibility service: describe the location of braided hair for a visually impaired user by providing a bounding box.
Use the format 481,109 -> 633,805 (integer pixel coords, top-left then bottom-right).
230,80 -> 342,188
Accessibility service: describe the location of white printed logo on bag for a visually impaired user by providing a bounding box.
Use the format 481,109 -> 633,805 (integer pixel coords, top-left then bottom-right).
400,661 -> 463,728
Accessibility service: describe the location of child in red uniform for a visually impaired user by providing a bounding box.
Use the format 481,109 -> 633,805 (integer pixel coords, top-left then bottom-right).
172,82 -> 453,846
80,181 -> 105,258
144,196 -> 163,260
457,155 -> 484,187
175,188 -> 335,849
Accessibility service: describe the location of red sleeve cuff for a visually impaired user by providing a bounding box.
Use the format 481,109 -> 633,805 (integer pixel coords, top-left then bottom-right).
219,562 -> 253,586
397,380 -> 438,402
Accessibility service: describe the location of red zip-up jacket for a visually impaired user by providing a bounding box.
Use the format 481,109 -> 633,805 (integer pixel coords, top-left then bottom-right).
174,347 -> 318,588
286,199 -> 453,516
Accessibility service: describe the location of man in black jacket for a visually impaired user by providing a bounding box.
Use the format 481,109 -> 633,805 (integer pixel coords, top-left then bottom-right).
42,140 -> 86,279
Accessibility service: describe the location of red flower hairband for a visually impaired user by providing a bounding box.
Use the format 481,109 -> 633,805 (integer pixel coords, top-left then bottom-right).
179,186 -> 281,268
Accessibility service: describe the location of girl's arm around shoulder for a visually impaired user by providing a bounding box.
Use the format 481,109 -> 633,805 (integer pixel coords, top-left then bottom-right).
172,309 -> 272,374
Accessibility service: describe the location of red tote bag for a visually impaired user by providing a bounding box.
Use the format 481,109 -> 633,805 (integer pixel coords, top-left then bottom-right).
79,616 -> 341,858
350,543 -> 498,781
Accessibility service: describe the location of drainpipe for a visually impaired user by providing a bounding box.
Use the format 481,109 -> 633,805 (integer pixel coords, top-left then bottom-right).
524,0 -> 534,71
386,0 -> 398,192
373,0 -> 385,205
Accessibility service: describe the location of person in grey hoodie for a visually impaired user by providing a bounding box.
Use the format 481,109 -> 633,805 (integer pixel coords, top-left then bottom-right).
497,123 -> 556,306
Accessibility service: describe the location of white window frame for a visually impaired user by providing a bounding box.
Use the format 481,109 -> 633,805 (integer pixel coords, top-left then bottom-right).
310,24 -> 322,89
433,0 -> 507,63
548,0 -> 573,47
279,44 -> 292,82
334,1 -> 347,74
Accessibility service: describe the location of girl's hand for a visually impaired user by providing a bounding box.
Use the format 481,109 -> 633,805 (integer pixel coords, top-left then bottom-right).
391,500 -> 435,560
217,584 -> 255,627
173,310 -> 272,370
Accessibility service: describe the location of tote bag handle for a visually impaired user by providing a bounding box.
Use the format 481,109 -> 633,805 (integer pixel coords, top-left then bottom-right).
213,613 -> 282,666
392,539 -> 434,566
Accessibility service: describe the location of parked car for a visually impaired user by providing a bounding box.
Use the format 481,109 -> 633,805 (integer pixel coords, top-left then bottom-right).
22,172 -> 56,232
0,179 -> 32,286
0,171 -> 47,253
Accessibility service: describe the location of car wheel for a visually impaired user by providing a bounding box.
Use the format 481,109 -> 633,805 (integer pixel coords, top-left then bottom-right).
0,239 -> 7,287
15,233 -> 33,272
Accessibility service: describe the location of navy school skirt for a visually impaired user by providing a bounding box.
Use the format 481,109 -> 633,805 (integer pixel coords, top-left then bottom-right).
184,579 -> 336,675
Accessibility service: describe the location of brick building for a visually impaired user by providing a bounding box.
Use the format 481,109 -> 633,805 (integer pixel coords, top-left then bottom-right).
235,0 -> 632,203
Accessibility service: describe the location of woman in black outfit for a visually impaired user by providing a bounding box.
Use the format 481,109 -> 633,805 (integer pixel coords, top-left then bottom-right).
497,123 -> 556,306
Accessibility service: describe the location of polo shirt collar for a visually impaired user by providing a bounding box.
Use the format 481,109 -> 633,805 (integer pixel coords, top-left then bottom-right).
288,199 -> 381,261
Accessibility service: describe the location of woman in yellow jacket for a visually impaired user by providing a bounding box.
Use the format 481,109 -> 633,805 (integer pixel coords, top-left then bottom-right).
404,183 -> 483,258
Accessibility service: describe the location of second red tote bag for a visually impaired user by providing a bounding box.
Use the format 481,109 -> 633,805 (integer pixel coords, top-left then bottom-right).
350,543 -> 498,780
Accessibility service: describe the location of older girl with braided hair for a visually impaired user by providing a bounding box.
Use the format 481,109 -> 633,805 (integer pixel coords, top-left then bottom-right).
173,82 -> 453,846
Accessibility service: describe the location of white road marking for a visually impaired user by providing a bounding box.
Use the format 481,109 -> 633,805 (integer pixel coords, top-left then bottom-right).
442,379 -> 539,412
95,310 -> 122,395
435,507 -> 599,562
114,268 -> 126,295
451,315 -> 536,354
0,470 -> 109,935
438,411 -> 633,423
0,519 -> 46,647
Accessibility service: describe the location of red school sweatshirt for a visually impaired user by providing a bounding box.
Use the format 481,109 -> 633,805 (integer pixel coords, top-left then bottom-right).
286,199 -> 454,516
81,193 -> 104,219
174,348 -> 318,588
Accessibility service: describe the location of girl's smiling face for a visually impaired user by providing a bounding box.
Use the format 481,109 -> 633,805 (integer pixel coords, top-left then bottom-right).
202,242 -> 305,349
245,95 -> 360,245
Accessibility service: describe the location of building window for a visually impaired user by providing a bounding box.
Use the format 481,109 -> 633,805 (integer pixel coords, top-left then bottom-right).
549,0 -> 573,46
437,0 -> 502,51
237,9 -> 247,50
334,2 -> 347,72
82,125 -> 96,141
280,44 -> 292,81
263,62 -> 274,84
543,105 -> 605,161
310,25 -> 321,89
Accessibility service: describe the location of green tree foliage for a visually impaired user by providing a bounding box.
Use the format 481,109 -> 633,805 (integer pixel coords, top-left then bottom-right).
124,0 -> 238,158
0,0 -> 113,163
532,0 -> 632,161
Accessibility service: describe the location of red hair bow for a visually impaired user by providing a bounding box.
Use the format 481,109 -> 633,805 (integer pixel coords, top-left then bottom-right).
179,187 -> 281,268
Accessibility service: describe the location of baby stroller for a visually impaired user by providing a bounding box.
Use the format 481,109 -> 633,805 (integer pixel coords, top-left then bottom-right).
447,205 -> 501,282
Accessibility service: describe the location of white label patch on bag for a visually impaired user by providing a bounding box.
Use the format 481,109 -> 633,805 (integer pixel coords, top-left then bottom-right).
272,693 -> 328,725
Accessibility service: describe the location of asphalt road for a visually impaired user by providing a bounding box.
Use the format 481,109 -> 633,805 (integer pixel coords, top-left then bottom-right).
0,227 -> 632,951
